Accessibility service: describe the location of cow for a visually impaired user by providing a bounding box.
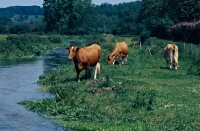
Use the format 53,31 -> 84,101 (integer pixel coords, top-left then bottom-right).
107,42 -> 128,65
163,44 -> 179,69
66,44 -> 102,82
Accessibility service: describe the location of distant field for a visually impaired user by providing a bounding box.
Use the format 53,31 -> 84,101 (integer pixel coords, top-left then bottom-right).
24,15 -> 43,23
0,34 -> 7,41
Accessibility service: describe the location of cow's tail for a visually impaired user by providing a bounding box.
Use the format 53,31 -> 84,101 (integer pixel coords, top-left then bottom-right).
94,62 -> 100,79
96,62 -> 100,73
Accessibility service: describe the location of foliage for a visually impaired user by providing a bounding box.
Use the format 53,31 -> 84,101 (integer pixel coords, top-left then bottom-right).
0,1 -> 142,35
48,35 -> 62,44
98,1 -> 142,35
138,0 -> 200,39
0,6 -> 43,18
20,36 -> 200,130
43,0 -> 73,33
67,0 -> 98,35
43,0 -> 98,35
0,34 -> 68,59
0,17 -> 12,34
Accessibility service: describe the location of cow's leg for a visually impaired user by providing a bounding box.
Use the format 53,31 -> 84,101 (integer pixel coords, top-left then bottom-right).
122,56 -> 124,64
122,54 -> 128,64
119,56 -> 123,65
169,50 -> 173,69
125,55 -> 128,63
173,56 -> 178,70
169,57 -> 173,69
165,57 -> 170,68
94,63 -> 100,79
112,59 -> 115,65
75,65 -> 81,82
85,67 -> 89,80
76,70 -> 81,82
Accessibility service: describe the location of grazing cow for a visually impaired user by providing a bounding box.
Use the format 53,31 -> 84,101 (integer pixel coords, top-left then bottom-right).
107,42 -> 128,65
164,44 -> 179,69
66,44 -> 102,82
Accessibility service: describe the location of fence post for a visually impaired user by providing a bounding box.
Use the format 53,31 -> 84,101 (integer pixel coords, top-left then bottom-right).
183,43 -> 185,57
199,44 -> 200,56
147,46 -> 152,56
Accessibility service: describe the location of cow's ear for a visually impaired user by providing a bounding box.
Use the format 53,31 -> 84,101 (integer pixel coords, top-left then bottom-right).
76,47 -> 79,51
112,54 -> 118,57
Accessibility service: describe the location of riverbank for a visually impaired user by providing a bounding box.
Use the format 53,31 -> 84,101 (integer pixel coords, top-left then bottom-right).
19,37 -> 200,130
0,34 -> 71,60
0,57 -> 64,131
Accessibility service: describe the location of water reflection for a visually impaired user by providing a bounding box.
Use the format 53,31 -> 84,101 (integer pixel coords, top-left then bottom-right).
43,40 -> 83,75
43,48 -> 68,75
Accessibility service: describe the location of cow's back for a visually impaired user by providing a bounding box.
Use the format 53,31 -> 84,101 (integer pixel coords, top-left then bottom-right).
164,44 -> 174,57
112,42 -> 128,54
120,42 -> 128,54
77,44 -> 101,66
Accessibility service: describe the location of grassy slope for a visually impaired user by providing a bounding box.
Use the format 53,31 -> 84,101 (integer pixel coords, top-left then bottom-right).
20,36 -> 200,130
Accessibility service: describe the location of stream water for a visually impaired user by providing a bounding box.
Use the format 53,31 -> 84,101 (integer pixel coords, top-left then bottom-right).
0,48 -> 69,131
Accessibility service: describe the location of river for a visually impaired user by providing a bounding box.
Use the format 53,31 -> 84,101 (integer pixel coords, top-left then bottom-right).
0,48 -> 69,131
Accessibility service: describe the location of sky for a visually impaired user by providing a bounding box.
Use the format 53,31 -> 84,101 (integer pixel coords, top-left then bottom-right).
0,0 -> 136,8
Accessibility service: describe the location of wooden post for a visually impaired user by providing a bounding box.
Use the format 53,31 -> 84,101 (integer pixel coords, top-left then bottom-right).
199,44 -> 200,56
183,43 -> 185,53
147,46 -> 152,56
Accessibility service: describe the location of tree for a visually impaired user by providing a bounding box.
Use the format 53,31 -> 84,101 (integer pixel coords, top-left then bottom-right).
112,9 -> 137,35
95,14 -> 113,34
67,0 -> 98,35
43,0 -> 97,35
138,0 -> 200,37
0,17 -> 12,34
43,0 -> 74,34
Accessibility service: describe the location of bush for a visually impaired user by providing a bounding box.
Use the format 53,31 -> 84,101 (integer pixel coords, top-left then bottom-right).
0,34 -> 52,58
48,35 -> 62,44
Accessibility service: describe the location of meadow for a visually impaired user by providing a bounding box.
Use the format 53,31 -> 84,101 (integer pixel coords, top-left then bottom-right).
19,35 -> 200,130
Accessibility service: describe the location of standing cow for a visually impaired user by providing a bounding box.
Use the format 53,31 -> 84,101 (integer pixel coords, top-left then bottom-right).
66,44 -> 102,82
164,44 -> 179,69
107,42 -> 128,65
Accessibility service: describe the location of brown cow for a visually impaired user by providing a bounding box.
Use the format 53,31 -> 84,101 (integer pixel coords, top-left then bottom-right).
164,44 -> 179,69
66,44 -> 102,81
107,42 -> 128,65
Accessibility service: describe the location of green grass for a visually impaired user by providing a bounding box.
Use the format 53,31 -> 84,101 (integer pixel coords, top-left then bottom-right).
0,34 -> 7,41
19,37 -> 200,130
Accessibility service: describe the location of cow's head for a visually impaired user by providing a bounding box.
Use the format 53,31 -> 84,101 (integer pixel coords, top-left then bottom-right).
66,44 -> 79,60
107,54 -> 115,65
173,62 -> 179,70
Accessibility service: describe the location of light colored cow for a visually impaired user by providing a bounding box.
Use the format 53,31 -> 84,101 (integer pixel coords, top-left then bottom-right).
107,42 -> 128,65
164,44 -> 179,69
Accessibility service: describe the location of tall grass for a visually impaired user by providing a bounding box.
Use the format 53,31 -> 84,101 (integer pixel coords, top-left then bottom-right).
20,36 -> 200,130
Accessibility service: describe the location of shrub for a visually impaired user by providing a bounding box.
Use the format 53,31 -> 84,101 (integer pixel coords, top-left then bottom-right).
48,35 -> 62,44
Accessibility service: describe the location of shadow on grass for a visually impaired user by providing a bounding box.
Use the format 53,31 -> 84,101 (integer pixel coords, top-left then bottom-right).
160,66 -> 179,71
160,66 -> 169,70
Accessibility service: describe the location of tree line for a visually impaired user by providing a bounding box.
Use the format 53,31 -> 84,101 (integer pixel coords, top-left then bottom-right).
0,1 -> 141,35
